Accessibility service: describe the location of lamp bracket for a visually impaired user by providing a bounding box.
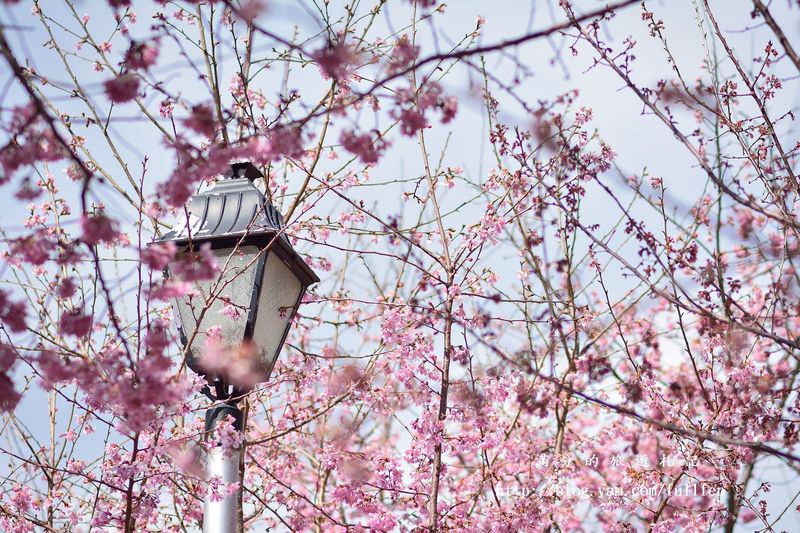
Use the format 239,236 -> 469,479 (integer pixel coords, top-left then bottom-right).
200,375 -> 250,405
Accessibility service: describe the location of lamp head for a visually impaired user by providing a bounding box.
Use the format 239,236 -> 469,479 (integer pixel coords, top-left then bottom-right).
157,162 -> 319,390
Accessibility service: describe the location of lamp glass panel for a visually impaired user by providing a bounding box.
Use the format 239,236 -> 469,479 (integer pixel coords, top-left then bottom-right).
171,245 -> 260,361
251,252 -> 304,376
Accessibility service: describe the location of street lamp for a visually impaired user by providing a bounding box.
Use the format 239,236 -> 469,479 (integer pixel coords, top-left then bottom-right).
157,162 -> 319,532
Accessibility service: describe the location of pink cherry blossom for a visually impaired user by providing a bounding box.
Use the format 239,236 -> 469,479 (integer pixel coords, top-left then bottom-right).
159,99 -> 174,118
0,290 -> 27,333
0,374 -> 20,412
314,41 -> 359,81
57,277 -> 77,299
339,129 -> 388,164
389,35 -> 419,73
124,41 -> 159,70
440,95 -> 458,123
10,233 -> 51,265
103,73 -> 140,103
81,213 -> 119,245
184,104 -> 217,138
397,108 -> 427,136
141,241 -> 176,270
59,308 -> 92,337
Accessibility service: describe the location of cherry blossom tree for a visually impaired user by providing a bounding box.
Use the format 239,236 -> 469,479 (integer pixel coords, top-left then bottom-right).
0,0 -> 799,531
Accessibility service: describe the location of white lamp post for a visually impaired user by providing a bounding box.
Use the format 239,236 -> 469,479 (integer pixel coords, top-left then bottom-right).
157,162 -> 318,532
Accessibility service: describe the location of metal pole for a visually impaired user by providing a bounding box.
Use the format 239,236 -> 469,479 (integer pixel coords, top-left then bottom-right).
203,403 -> 243,533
